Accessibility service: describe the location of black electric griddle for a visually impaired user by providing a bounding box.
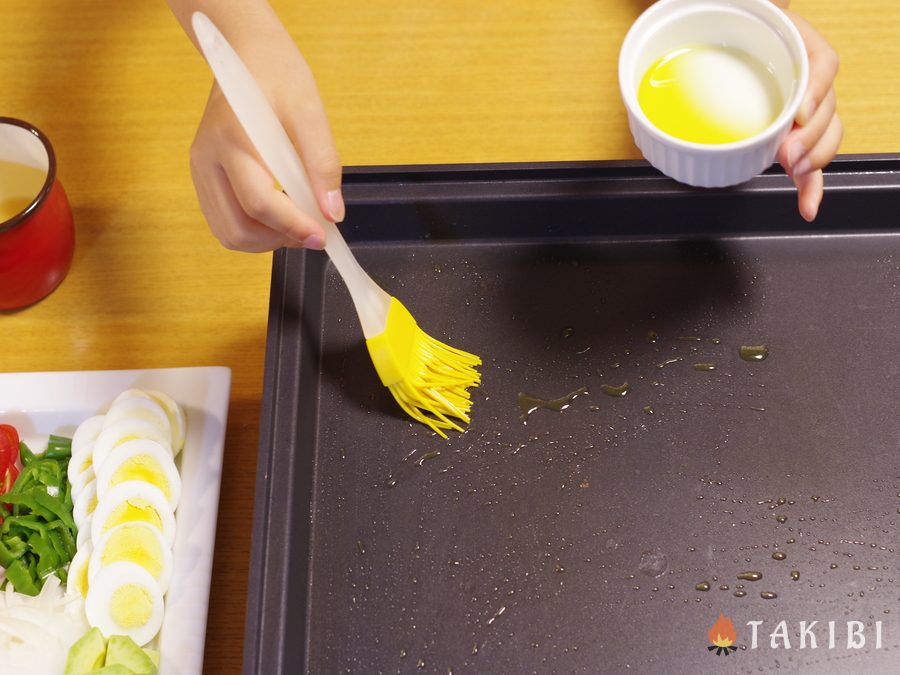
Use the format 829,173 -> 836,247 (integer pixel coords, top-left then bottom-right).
244,157 -> 900,674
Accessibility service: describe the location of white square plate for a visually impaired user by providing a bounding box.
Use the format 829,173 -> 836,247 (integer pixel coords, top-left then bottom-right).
0,366 -> 231,675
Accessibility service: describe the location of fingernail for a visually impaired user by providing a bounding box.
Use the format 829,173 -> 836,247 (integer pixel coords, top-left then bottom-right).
327,189 -> 345,223
304,234 -> 325,250
801,199 -> 818,222
788,142 -> 806,171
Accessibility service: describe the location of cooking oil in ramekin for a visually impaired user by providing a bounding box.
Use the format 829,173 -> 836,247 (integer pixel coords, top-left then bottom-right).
638,44 -> 783,144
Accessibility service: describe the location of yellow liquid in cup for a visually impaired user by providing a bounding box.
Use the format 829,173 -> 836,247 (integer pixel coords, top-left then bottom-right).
0,160 -> 47,223
638,44 -> 784,144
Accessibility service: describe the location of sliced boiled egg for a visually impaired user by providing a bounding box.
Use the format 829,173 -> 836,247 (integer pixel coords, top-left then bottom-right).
109,388 -> 185,454
85,561 -> 165,647
146,389 -> 186,455
92,419 -> 172,471
66,544 -> 93,598
103,396 -> 172,445
95,438 -> 181,510
112,388 -> 154,406
71,415 -> 105,460
90,480 -> 176,548
77,516 -> 94,551
73,478 -> 99,533
70,465 -> 96,503
89,521 -> 173,594
68,439 -> 96,488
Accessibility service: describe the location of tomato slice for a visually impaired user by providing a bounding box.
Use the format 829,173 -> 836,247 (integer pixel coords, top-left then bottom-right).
0,464 -> 17,493
0,463 -> 18,523
0,423 -> 19,471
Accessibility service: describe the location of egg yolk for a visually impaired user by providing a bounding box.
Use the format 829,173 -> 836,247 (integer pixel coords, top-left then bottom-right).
100,524 -> 163,578
74,561 -> 90,597
638,44 -> 784,144
114,433 -> 141,449
104,499 -> 163,534
77,455 -> 92,474
110,455 -> 170,499
110,583 -> 154,629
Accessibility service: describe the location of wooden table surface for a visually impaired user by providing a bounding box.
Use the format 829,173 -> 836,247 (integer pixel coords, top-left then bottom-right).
2,1 -> 898,672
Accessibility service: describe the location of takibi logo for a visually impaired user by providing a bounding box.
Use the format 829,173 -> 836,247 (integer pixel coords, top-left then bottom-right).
707,613 -> 739,656
704,612 -> 886,655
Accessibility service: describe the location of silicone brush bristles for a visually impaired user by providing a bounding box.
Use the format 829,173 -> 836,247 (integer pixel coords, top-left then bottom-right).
366,298 -> 482,438
388,331 -> 482,438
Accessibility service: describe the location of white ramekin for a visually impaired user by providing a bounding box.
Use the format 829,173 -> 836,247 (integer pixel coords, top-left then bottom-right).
618,0 -> 809,188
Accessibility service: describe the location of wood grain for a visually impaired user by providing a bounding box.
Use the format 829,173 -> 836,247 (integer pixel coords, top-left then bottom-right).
1,1 -> 897,672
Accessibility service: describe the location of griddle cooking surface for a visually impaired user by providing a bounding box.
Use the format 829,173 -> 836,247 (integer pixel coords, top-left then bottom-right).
247,159 -> 900,675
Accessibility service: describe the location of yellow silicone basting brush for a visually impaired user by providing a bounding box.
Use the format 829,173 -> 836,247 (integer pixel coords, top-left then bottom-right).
192,13 -> 481,437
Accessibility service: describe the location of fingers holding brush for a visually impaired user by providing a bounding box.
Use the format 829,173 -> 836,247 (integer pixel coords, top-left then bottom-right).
169,0 -> 343,253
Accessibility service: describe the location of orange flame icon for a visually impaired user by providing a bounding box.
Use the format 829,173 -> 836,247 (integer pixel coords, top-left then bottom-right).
707,613 -> 738,655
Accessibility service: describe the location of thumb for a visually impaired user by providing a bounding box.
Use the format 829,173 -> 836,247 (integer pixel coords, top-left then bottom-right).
281,91 -> 345,224
304,142 -> 345,224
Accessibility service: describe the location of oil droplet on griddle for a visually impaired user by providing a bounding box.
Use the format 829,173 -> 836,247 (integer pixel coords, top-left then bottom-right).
561,326 -> 575,339
518,386 -> 589,422
678,336 -> 702,342
657,357 -> 682,368
737,571 -> 762,582
740,345 -> 769,362
760,591 -> 777,600
693,363 -> 716,371
734,590 -> 747,598
775,515 -> 788,524
695,581 -> 711,592
772,552 -> 787,561
415,450 -> 441,466
643,405 -> 654,415
646,330 -> 659,344
487,605 -> 506,625
385,476 -> 398,488
600,382 -> 630,397
357,540 -> 366,555
790,570 -> 800,581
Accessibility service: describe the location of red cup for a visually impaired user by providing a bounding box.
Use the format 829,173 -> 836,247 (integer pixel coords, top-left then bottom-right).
0,117 -> 75,310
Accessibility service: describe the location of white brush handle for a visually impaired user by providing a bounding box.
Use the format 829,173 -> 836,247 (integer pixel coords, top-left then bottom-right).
191,12 -> 391,338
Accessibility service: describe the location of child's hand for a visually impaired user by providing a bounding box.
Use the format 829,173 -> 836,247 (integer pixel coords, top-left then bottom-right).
188,19 -> 343,253
776,9 -> 842,222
